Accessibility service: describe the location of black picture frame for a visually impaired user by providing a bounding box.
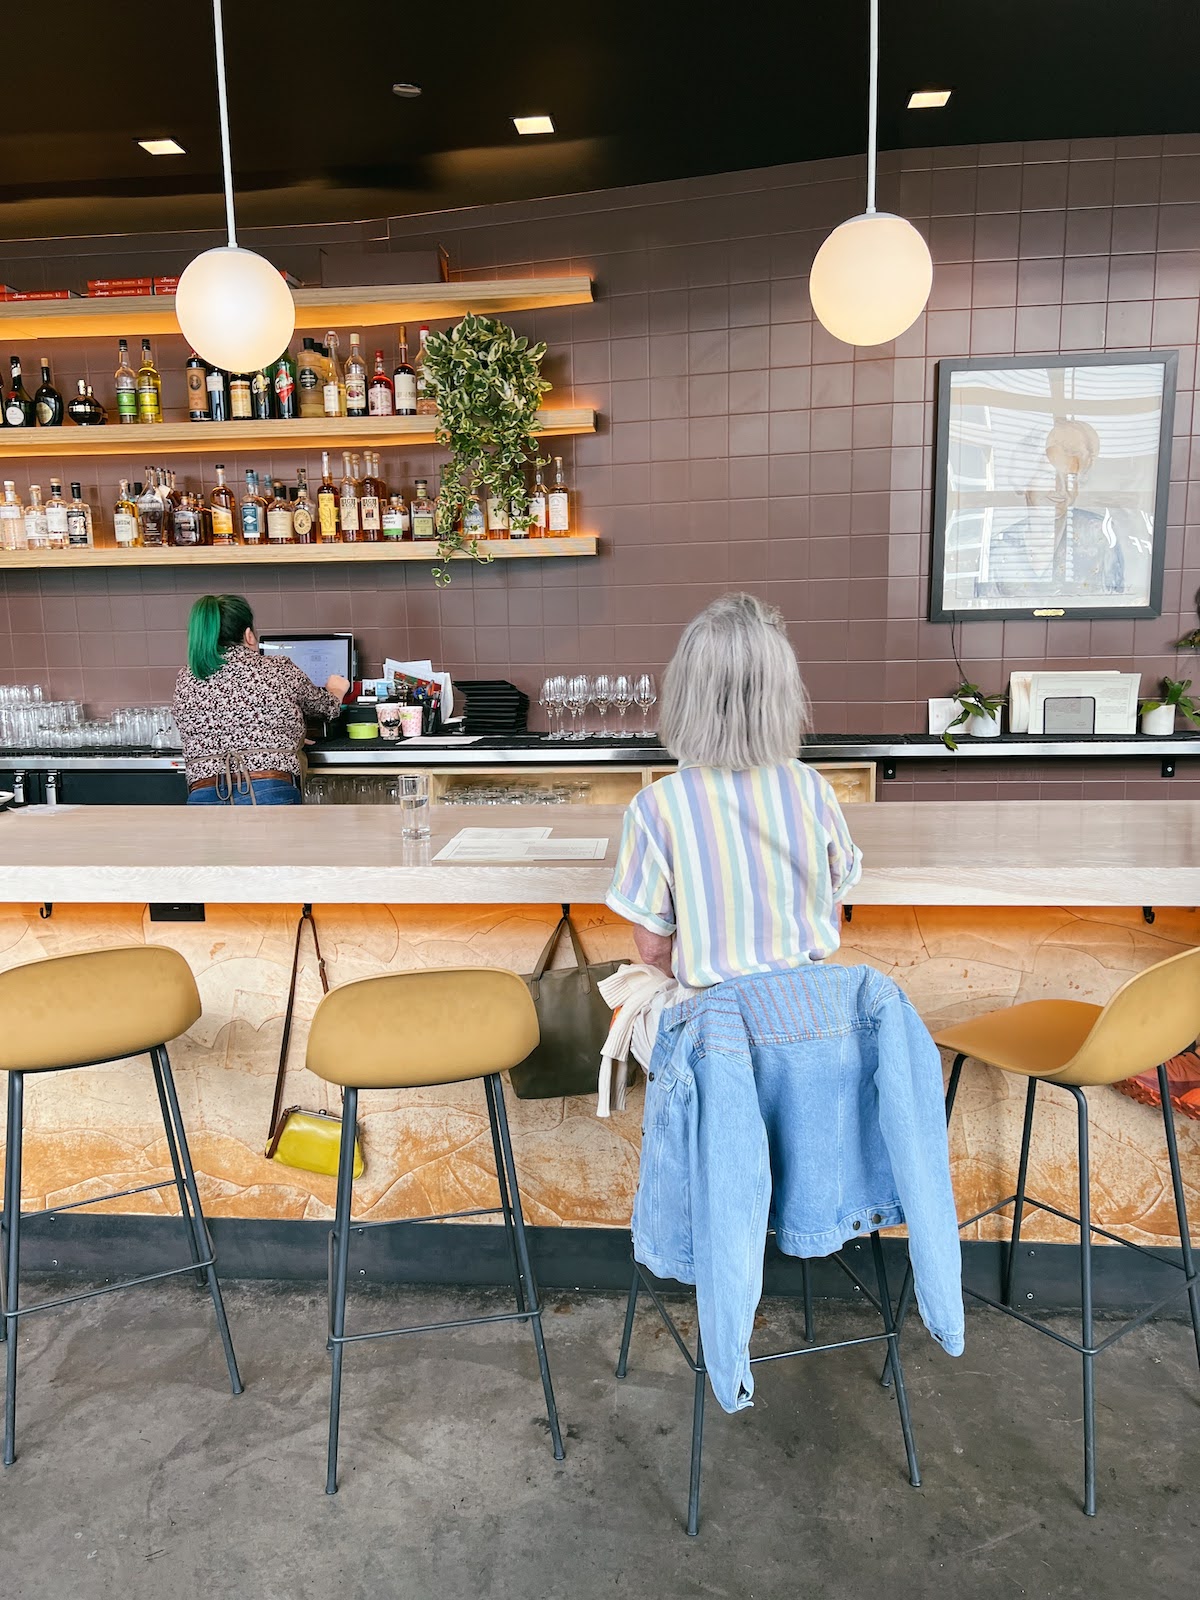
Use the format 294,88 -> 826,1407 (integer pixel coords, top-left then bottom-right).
929,350 -> 1177,623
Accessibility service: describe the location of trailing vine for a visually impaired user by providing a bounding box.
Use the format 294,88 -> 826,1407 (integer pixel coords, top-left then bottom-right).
420,313 -> 551,585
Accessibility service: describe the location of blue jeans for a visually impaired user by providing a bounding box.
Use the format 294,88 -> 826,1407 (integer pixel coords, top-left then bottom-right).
187,777 -> 301,806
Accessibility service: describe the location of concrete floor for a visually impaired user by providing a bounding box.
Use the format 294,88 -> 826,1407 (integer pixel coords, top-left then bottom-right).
0,1279 -> 1196,1600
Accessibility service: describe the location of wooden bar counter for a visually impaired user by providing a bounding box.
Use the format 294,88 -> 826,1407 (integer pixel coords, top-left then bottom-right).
0,800 -> 1196,1279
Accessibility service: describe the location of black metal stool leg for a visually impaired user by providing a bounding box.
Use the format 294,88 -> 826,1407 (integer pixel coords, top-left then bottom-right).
152,1049 -> 207,1289
871,1231 -> 920,1487
484,1074 -> 526,1314
686,1328 -> 706,1537
1003,1078 -> 1038,1307
3,1071 -> 24,1466
1068,1085 -> 1097,1517
157,1050 -> 242,1397
490,1074 -> 565,1461
1158,1063 -> 1200,1374
615,1260 -> 640,1378
801,1257 -> 814,1342
325,1086 -> 357,1495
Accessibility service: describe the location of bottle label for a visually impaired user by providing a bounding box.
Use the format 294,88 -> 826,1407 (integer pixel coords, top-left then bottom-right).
211,506 -> 234,542
299,367 -> 319,391
369,386 -> 393,416
274,368 -> 295,410
4,402 -> 26,426
382,509 -> 404,539
252,373 -> 272,417
360,495 -> 381,532
113,512 -> 137,546
137,383 -> 159,422
530,492 -> 547,530
46,506 -> 69,537
340,495 -> 360,532
35,399 -> 56,426
241,505 -> 263,540
69,509 -> 93,547
267,506 -> 295,543
319,497 -> 339,539
486,498 -> 510,531
345,377 -> 367,413
206,372 -> 224,392
412,511 -> 436,540
292,505 -> 314,539
117,385 -> 137,421
464,506 -> 486,537
173,514 -> 200,546
323,381 -> 341,416
186,369 -> 208,415
394,374 -> 417,412
230,380 -> 252,419
548,491 -> 569,532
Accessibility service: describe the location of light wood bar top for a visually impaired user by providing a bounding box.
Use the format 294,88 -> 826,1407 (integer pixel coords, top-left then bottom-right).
0,800 -> 1196,907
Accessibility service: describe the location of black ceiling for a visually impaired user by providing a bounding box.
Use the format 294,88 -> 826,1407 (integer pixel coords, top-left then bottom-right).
3,0 -> 1197,240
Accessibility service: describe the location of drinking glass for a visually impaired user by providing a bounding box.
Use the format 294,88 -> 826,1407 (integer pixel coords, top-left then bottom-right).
612,674 -> 634,739
541,675 -> 566,740
634,672 -> 658,737
590,673 -> 612,738
565,674 -> 589,741
398,773 -> 431,839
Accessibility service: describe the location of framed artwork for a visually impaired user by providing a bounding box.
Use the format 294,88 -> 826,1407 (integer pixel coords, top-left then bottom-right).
929,350 -> 1177,622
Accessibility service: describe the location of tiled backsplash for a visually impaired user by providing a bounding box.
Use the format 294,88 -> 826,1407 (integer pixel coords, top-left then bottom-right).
1,135 -> 1198,796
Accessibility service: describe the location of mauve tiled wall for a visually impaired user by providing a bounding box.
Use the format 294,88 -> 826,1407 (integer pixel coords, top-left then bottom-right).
1,134 -> 1199,798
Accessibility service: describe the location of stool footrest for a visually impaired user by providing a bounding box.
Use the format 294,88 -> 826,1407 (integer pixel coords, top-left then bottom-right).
348,1205 -> 503,1234
2,1255 -> 217,1322
328,1303 -> 543,1349
8,1179 -> 175,1222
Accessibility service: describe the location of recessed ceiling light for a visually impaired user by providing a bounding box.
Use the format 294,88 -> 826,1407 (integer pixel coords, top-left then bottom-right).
392,82 -> 422,98
907,90 -> 951,109
513,115 -> 555,136
137,137 -> 186,156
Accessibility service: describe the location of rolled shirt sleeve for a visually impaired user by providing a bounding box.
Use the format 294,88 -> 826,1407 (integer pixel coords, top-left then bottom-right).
819,781 -> 863,900
606,798 -> 677,935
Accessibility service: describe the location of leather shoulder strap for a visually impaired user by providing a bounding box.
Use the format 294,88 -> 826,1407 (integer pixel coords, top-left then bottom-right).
266,904 -> 327,1151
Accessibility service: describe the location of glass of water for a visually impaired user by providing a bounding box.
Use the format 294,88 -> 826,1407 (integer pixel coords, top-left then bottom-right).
398,773 -> 431,840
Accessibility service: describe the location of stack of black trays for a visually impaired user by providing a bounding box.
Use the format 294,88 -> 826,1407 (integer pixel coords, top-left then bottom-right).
456,680 -> 531,735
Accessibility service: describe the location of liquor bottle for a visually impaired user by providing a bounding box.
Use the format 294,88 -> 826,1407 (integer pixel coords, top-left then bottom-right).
68,378 -> 106,424
5,357 -> 35,426
186,351 -> 210,420
45,478 -> 70,549
410,477 -> 436,540
240,469 -> 266,542
251,361 -> 273,420
273,350 -> 297,420
344,334 -> 368,418
205,365 -> 228,423
136,338 -> 162,423
548,455 -> 570,534
528,462 -> 549,536
23,484 -> 49,549
292,467 -> 315,543
114,338 -> 138,423
229,372 -> 252,420
485,489 -> 510,539
323,332 -> 346,418
267,478 -> 295,544
172,490 -> 203,547
161,468 -> 180,544
137,471 -> 165,546
359,450 -> 383,540
381,491 -> 410,541
317,450 -> 340,541
113,479 -> 140,547
34,358 -> 64,426
414,324 -> 436,415
68,482 -> 95,548
339,451 -> 361,542
295,338 -> 323,417
0,483 -> 23,550
209,464 -> 236,545
462,488 -> 486,541
392,325 -> 417,415
368,350 -> 393,416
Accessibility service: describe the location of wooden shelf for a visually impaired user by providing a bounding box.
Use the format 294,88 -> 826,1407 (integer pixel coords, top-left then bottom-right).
0,408 -> 595,460
0,536 -> 598,569
0,276 -> 594,341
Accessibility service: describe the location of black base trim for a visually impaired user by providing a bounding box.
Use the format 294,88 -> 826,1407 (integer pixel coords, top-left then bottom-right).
1,1212 -> 1192,1316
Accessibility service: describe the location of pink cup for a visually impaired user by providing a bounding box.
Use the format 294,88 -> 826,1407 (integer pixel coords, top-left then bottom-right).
399,706 -> 424,739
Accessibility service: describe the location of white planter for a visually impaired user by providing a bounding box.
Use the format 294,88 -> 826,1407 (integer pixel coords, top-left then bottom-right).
966,709 -> 1002,738
1141,704 -> 1177,735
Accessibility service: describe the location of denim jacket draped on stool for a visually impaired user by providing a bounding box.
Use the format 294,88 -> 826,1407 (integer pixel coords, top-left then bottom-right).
632,963 -> 965,1413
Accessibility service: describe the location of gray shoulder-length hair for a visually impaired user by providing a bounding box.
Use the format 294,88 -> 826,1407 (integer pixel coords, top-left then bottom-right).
659,593 -> 811,769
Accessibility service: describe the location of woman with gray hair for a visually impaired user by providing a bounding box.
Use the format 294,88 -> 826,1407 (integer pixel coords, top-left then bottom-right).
606,593 -> 861,986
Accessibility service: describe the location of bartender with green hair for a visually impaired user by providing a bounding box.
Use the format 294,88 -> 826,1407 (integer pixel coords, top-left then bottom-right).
174,593 -> 349,805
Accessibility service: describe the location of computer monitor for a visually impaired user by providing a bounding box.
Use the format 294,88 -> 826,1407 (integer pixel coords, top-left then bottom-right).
258,632 -> 356,689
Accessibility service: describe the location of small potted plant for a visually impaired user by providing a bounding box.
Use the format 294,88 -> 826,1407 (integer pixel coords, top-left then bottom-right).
941,681 -> 1006,752
1139,677 -> 1200,736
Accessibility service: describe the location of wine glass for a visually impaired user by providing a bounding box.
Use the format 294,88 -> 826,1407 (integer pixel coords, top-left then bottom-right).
634,672 -> 657,737
565,675 -> 590,740
540,675 -> 565,740
590,673 -> 612,739
611,674 -> 634,739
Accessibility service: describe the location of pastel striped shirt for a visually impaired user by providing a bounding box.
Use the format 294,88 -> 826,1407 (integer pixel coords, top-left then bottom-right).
606,762 -> 863,990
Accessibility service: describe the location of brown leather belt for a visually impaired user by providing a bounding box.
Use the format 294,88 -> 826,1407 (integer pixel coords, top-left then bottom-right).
188,769 -> 295,793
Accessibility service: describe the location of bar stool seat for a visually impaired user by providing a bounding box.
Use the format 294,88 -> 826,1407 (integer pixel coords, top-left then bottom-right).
890,945 -> 1200,1515
307,965 -> 565,1493
1,945 -> 242,1465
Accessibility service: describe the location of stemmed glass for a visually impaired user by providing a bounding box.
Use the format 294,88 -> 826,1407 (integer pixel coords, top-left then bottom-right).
611,674 -> 634,739
540,675 -> 567,740
590,673 -> 612,739
634,672 -> 658,737
565,675 -> 590,740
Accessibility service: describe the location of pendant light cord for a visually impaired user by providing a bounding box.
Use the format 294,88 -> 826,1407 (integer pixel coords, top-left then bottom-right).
865,0 -> 879,214
211,0 -> 238,247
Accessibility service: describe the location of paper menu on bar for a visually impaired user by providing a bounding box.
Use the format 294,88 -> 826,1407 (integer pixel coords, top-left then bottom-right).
434,828 -> 608,863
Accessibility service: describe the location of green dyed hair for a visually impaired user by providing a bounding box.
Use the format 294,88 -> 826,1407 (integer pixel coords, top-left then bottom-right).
187,594 -> 255,681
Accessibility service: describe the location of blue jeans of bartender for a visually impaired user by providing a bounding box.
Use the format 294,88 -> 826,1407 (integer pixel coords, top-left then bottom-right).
187,778 -> 301,806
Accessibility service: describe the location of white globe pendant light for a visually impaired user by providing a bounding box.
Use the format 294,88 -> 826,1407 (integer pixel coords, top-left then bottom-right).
174,0 -> 295,372
809,0 -> 933,346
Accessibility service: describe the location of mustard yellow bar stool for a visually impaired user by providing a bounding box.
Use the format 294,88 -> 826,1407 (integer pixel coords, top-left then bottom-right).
0,945 -> 242,1465
889,945 -> 1200,1516
306,966 -> 565,1494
